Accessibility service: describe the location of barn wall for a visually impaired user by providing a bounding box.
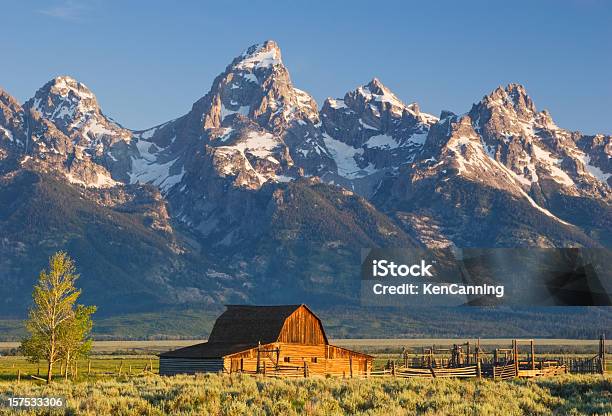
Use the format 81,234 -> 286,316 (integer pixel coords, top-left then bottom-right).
224,342 -> 372,375
159,358 -> 224,375
326,345 -> 371,360
225,356 -> 371,375
278,306 -> 326,345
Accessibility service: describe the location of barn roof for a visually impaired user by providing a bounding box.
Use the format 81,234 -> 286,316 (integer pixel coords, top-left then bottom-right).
160,304 -> 333,359
208,304 -> 318,345
160,342 -> 257,359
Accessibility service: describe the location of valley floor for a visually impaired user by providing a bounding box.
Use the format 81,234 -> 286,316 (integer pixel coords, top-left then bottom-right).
0,374 -> 609,415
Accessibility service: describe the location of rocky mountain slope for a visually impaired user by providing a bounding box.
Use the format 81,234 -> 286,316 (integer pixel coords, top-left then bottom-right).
375,84 -> 611,247
320,78 -> 438,195
0,40 -> 610,316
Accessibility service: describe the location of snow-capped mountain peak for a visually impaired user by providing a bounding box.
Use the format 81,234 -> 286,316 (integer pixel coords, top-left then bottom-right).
358,78 -> 404,108
24,76 -> 131,153
418,84 -> 611,208
233,40 -> 282,71
1,41 -> 610,254
319,78 -> 438,194
491,83 -> 536,118
27,76 -> 98,124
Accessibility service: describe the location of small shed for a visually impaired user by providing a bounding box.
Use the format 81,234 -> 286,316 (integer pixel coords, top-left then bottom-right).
159,304 -> 373,376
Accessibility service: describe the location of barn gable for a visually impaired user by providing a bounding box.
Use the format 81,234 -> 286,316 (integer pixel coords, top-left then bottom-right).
278,304 -> 328,345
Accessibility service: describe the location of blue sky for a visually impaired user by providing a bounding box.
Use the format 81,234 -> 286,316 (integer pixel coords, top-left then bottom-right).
1,0 -> 611,133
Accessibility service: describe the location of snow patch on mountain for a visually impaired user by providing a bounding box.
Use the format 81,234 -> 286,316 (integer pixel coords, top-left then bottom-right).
226,131 -> 281,157
65,170 -> 118,189
235,44 -> 281,70
0,126 -> 14,142
531,145 -> 575,187
221,104 -> 250,120
576,152 -> 611,183
211,130 -> 291,186
365,134 -> 398,149
129,137 -> 184,192
323,133 -> 376,179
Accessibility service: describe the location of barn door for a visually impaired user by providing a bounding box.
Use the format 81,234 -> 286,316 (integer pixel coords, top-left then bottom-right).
230,359 -> 241,373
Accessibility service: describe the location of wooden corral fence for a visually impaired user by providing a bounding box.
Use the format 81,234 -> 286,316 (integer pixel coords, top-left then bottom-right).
491,363 -> 517,380
392,335 -> 607,381
223,335 -> 607,380
559,357 -> 604,374
553,335 -> 607,375
231,353 -> 368,378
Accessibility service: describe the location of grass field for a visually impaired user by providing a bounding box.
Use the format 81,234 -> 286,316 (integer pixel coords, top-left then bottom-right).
0,356 -> 159,382
0,339 -> 609,415
0,373 -> 609,415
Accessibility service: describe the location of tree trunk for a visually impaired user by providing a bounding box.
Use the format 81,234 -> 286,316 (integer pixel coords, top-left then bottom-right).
65,353 -> 70,381
47,360 -> 53,384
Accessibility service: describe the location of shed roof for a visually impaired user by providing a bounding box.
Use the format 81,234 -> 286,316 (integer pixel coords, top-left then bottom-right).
160,342 -> 257,359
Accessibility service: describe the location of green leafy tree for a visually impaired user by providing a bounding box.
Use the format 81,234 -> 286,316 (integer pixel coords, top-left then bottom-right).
58,304 -> 96,379
21,252 -> 96,383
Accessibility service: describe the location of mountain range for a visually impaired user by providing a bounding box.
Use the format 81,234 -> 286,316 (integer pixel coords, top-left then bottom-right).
1,41 -> 610,334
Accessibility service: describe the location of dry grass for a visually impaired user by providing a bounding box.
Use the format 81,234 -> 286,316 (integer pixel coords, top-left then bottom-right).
0,373 -> 609,415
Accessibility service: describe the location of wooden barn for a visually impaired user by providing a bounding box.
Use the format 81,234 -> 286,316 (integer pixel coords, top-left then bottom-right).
159,304 -> 373,376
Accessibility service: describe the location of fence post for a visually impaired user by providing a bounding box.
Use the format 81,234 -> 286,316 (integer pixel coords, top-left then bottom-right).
88,360 -> 91,376
391,361 -> 396,377
477,359 -> 481,379
600,334 -> 606,375
256,342 -> 261,374
17,369 -> 21,384
349,356 -> 353,378
303,362 -> 308,378
530,340 -> 535,371
513,340 -> 519,377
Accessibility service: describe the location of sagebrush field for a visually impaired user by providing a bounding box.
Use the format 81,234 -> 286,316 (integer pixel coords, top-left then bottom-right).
0,374 -> 610,416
